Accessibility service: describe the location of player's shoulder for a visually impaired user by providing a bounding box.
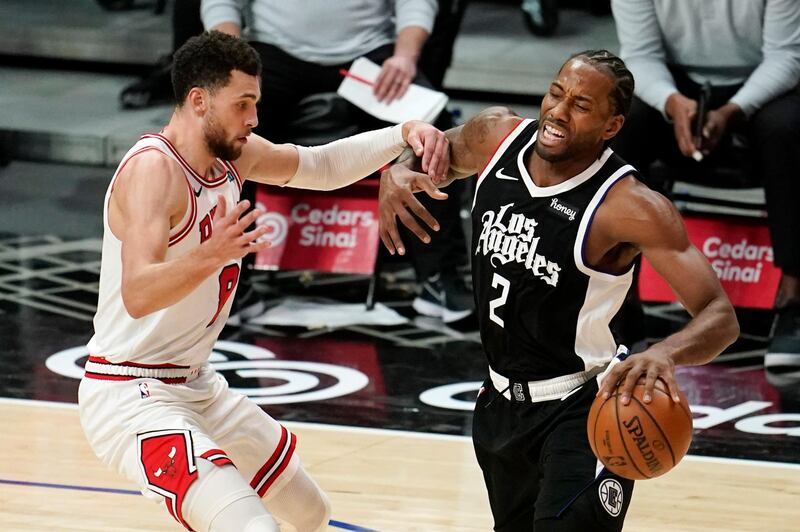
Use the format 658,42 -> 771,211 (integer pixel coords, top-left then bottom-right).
117,147 -> 186,187
598,172 -> 683,244
463,106 -> 525,154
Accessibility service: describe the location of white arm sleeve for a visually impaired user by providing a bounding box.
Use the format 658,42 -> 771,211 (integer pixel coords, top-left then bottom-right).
284,125 -> 406,191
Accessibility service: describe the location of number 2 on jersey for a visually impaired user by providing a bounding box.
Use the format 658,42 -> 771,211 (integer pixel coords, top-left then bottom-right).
489,273 -> 510,328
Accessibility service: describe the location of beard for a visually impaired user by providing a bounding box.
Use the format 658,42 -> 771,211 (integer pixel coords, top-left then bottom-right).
533,138 -> 575,163
203,113 -> 242,161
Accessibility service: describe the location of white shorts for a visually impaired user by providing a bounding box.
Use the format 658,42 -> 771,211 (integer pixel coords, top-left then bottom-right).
78,364 -> 298,529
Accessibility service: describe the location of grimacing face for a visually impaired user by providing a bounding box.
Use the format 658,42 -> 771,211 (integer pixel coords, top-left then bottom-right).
202,69 -> 260,161
535,59 -> 621,163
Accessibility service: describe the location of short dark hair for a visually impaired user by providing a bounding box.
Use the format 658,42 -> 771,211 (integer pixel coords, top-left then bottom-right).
562,49 -> 635,118
171,31 -> 262,105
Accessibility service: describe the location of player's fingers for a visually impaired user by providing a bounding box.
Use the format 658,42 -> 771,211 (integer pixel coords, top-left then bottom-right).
416,174 -> 449,203
619,367 -> 642,405
642,370 -> 659,404
420,131 -> 438,174
598,365 -> 624,399
383,209 -> 407,255
237,209 -> 263,231
228,199 -> 251,223
407,130 -> 424,157
214,195 -> 228,219
662,372 -> 681,403
433,138 -> 450,180
379,224 -> 398,255
425,134 -> 443,178
247,239 -> 272,254
242,225 -> 269,244
395,202 -> 431,243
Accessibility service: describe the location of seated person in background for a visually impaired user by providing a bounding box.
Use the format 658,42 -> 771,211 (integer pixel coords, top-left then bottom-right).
610,0 -> 800,362
203,0 -> 475,324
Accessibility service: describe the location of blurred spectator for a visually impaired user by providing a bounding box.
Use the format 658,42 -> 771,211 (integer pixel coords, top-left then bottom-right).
610,0 -> 800,361
119,0 -> 203,108
203,0 -> 475,323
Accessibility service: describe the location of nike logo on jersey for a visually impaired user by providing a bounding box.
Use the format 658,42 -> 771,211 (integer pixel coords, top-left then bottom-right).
226,171 -> 235,182
194,186 -> 202,197
495,167 -> 518,181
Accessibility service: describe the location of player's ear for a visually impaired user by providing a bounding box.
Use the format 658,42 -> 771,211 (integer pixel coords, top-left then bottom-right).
602,114 -> 624,141
187,87 -> 208,116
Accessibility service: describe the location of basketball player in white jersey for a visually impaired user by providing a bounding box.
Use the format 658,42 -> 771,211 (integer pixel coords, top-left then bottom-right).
78,31 -> 449,532
377,50 -> 739,531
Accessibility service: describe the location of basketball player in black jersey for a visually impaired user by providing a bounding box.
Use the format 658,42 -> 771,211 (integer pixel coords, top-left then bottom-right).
377,50 -> 740,531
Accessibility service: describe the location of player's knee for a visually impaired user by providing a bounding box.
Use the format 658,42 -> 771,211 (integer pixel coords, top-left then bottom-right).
265,466 -> 331,532
183,459 -> 278,532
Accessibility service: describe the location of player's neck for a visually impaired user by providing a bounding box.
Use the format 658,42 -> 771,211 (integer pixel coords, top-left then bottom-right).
161,112 -> 217,177
529,147 -> 604,187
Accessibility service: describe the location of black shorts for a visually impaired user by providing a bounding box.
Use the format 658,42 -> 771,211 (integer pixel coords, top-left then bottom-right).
473,378 -> 635,532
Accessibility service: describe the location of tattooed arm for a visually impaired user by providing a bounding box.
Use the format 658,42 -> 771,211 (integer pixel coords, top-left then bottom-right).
378,106 -> 521,254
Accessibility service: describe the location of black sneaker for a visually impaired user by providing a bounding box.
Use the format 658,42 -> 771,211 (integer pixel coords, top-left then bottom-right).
412,273 -> 474,323
521,0 -> 559,37
765,305 -> 800,385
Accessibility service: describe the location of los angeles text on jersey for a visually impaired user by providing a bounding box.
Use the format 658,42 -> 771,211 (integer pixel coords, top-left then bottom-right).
476,202 -> 560,286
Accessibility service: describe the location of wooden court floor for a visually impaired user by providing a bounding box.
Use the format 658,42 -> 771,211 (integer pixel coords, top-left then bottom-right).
1,399 -> 797,531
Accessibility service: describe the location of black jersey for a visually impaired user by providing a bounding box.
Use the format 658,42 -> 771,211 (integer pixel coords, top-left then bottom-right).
471,118 -> 637,381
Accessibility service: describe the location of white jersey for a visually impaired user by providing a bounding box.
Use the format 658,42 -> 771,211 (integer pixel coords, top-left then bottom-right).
87,133 -> 244,368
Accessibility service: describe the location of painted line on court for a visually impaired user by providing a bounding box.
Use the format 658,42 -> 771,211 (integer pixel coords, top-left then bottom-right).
3,396 -> 800,471
0,478 -> 379,532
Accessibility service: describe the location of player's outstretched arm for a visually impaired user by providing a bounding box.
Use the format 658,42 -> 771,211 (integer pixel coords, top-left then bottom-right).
234,120 -> 449,189
595,178 -> 739,404
115,152 -> 269,318
378,106 -> 521,255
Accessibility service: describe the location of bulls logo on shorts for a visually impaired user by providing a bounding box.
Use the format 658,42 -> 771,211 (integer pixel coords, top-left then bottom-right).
137,429 -> 198,530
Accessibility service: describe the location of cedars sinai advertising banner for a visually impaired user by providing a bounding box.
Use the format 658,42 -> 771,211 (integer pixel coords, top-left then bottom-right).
639,216 -> 781,308
253,181 -> 380,274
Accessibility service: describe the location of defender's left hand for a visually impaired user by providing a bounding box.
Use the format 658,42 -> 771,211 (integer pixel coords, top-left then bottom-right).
596,349 -> 681,405
402,121 -> 450,181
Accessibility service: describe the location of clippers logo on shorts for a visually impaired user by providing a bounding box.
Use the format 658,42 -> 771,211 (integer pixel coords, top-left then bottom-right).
476,202 -> 560,287
138,429 -> 197,530
512,382 -> 525,402
598,478 -> 624,517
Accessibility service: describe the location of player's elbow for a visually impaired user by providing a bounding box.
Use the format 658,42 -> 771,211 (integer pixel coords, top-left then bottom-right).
713,298 -> 740,359
121,284 -> 150,319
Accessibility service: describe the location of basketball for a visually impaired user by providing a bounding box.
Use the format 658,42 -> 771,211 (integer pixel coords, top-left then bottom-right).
587,377 -> 693,480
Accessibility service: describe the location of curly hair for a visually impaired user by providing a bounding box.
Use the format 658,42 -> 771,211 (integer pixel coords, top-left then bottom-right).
563,49 -> 635,118
171,31 -> 262,105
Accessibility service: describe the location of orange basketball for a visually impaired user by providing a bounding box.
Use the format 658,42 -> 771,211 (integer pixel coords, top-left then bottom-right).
587,377 -> 693,480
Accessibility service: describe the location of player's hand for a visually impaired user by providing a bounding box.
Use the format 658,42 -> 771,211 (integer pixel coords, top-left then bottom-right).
203,196 -> 271,262
374,54 -> 416,104
378,165 -> 448,255
701,102 -> 742,155
596,349 -> 681,405
665,92 -> 699,158
402,120 -> 450,181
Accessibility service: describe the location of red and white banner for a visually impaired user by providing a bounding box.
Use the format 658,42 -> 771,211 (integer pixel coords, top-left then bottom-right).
639,215 -> 780,309
254,181 -> 380,274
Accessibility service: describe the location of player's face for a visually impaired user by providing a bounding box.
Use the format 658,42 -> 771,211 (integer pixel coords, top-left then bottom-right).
535,59 -> 623,163
203,70 -> 260,160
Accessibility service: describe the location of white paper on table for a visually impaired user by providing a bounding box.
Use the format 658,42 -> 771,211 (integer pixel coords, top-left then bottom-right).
337,57 -> 449,124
